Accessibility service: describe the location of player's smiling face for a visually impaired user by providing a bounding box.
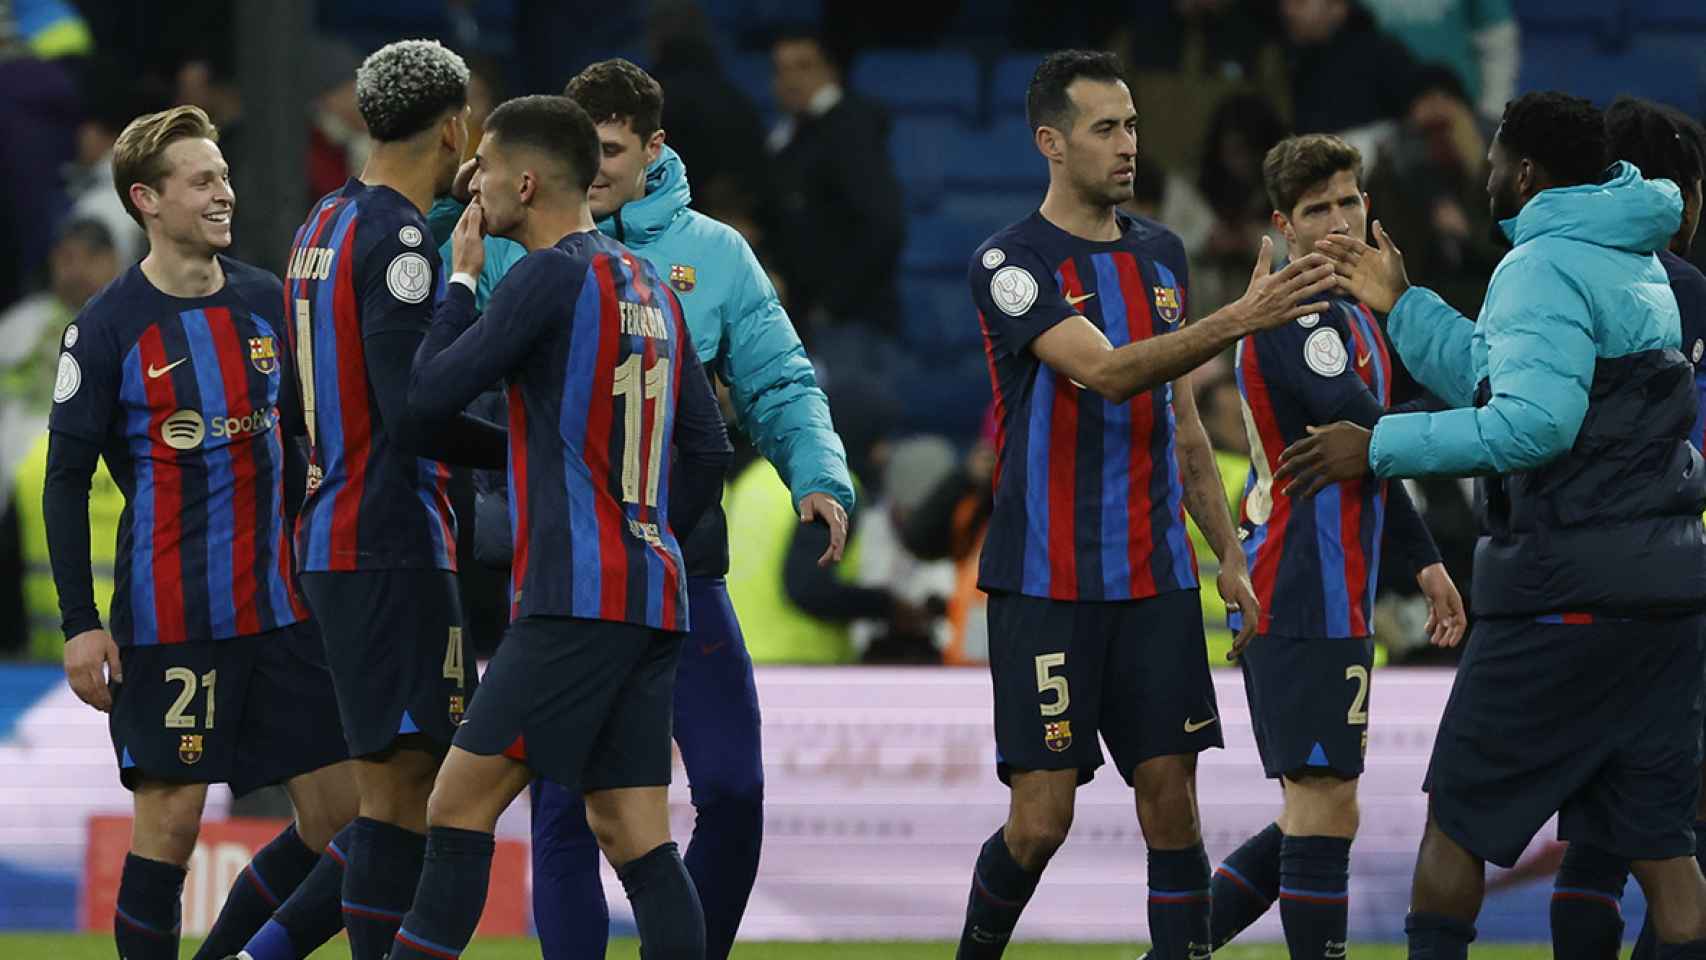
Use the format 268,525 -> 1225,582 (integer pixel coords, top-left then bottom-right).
1059,78 -> 1138,208
1278,168 -> 1368,260
587,119 -> 664,220
137,137 -> 234,252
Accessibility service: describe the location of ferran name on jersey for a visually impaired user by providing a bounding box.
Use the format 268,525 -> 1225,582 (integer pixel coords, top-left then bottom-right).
620,300 -> 670,340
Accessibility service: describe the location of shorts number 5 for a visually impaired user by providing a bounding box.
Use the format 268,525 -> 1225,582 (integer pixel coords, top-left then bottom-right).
1035,653 -> 1069,717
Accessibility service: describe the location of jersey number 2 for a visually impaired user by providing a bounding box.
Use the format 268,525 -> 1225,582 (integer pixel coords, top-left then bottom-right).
611,355 -> 670,507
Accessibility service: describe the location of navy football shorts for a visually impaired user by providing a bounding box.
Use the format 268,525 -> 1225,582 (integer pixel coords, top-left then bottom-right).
986,588 -> 1222,786
454,615 -> 681,794
1240,633 -> 1374,779
108,621 -> 347,796
302,569 -> 478,758
1425,613 -> 1706,867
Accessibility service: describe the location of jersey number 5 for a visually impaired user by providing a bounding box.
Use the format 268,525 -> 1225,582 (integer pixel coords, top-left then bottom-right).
611,355 -> 670,507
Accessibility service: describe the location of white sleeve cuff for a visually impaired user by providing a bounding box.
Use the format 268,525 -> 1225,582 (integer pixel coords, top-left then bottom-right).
450,272 -> 477,293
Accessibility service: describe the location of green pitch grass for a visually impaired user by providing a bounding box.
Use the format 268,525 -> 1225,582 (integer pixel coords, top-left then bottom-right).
0,934 -> 1557,958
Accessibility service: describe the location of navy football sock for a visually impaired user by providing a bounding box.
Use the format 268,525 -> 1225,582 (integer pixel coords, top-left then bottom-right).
241,822 -> 355,960
1147,844 -> 1212,960
192,823 -> 320,959
1552,842 -> 1628,960
1210,822 -> 1283,947
1278,834 -> 1351,959
114,853 -> 185,960
341,817 -> 426,960
956,829 -> 1043,959
1405,910 -> 1476,960
389,826 -> 494,960
619,841 -> 705,960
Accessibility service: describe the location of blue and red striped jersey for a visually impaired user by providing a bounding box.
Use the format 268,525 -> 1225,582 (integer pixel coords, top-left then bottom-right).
47,258 -> 307,646
970,211 -> 1198,602
1660,250 -> 1706,453
1234,293 -> 1438,639
411,231 -> 731,631
283,179 -> 457,572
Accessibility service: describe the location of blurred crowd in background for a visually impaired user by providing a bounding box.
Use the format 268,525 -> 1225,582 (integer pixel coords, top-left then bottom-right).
3,0 -> 1699,671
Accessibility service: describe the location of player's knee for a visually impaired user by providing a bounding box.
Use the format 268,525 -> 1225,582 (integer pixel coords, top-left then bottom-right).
689,766 -> 764,820
133,795 -> 204,865
1005,807 -> 1073,868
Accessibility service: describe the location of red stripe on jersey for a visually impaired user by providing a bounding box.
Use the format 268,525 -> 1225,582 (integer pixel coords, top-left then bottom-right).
1339,476 -> 1369,635
1562,612 -> 1595,624
1045,374 -> 1078,598
1240,338 -> 1292,633
1114,253 -> 1161,597
207,308 -> 263,636
976,310 -> 1007,492
430,461 -> 455,571
502,734 -> 527,762
138,327 -> 187,644
507,384 -> 530,621
1344,308 -> 1376,394
657,295 -> 689,631
328,219 -> 368,569
587,257 -> 629,620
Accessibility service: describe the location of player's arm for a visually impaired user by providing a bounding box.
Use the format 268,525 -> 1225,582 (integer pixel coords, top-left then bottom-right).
1369,258 -> 1593,478
358,215 -> 506,469
1172,375 -> 1262,655
408,252 -> 558,423
1317,227 -> 1478,406
43,321 -> 122,710
720,230 -> 854,562
997,238 -> 1335,402
667,317 -> 735,542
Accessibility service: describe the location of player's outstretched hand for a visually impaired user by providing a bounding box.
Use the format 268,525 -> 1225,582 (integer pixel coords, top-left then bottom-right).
451,157 -> 478,204
1232,236 -> 1338,334
1275,421 -> 1373,497
800,492 -> 849,566
450,200 -> 487,280
1416,562 -> 1466,648
1315,220 -> 1410,314
1219,559 -> 1261,661
64,628 -> 121,712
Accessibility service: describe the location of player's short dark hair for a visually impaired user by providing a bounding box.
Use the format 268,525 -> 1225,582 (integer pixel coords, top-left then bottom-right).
483,95 -> 602,194
563,58 -> 664,141
1263,133 -> 1363,215
1026,49 -> 1128,134
1605,96 -> 1706,196
112,105 -> 220,226
355,39 -> 470,142
1496,91 -> 1608,188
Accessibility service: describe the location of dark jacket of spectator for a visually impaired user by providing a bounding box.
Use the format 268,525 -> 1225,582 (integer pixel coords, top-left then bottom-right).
1284,0 -> 1423,136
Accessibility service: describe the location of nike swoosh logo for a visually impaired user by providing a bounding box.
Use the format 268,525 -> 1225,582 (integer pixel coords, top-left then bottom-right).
1183,717 -> 1217,733
1357,352 -> 1371,368
147,358 -> 187,379
1065,292 -> 1096,306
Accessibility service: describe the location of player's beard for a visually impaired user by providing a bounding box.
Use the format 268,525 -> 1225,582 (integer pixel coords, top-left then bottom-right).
1487,173 -> 1521,250
1074,169 -> 1133,211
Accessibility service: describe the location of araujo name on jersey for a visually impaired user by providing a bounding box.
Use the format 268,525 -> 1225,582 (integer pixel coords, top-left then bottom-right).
286,246 -> 335,281
619,300 -> 670,340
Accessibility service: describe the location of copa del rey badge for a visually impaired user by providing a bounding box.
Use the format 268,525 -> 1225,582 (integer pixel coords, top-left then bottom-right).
669,264 -> 696,293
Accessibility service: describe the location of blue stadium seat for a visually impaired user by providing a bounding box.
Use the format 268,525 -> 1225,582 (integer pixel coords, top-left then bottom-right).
937,190 -> 1038,240
726,51 -> 775,114
945,117 -> 1045,191
1629,0 -> 1706,30
990,53 -> 1045,117
1511,0 -> 1624,38
902,213 -> 990,273
1519,33 -> 1706,116
891,116 -> 963,212
851,50 -> 980,118
900,276 -> 984,350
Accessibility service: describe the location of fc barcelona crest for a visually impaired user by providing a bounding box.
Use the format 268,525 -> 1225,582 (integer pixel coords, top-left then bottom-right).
178,734 -> 204,765
1043,720 -> 1072,753
449,693 -> 466,725
1153,285 -> 1183,326
669,264 -> 697,293
249,336 -> 278,375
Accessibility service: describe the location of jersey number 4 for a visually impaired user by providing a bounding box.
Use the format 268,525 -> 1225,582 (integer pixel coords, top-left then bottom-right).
611,355 -> 670,507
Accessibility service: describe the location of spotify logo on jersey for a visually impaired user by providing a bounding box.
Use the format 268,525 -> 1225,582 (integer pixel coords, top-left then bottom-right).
161,409 -> 206,450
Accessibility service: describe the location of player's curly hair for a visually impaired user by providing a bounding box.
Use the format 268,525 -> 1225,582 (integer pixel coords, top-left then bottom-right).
355,39 -> 469,142
1605,96 -> 1706,196
1263,134 -> 1363,215
1496,91 -> 1607,188
1026,50 -> 1127,134
564,58 -> 664,140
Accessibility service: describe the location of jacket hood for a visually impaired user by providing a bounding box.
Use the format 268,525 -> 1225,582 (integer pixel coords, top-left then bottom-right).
1502,161 -> 1681,253
598,145 -> 691,248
